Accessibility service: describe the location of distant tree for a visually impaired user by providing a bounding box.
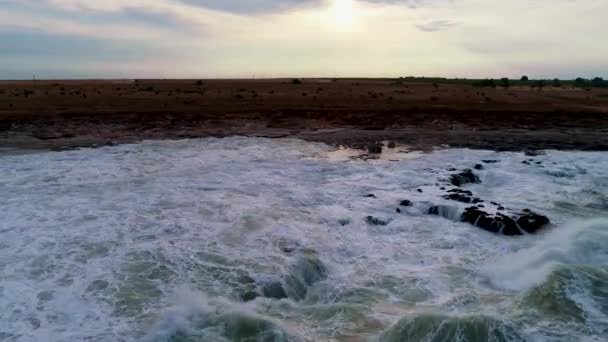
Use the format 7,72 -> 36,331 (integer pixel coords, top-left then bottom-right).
500,78 -> 510,87
521,76 -> 529,81
591,77 -> 607,87
292,79 -> 302,85
552,79 -> 562,87
195,80 -> 204,86
575,77 -> 587,86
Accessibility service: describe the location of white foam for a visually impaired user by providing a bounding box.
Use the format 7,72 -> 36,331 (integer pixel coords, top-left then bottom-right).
0,138 -> 606,341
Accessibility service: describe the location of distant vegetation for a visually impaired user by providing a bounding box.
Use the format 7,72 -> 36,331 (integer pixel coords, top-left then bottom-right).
391,76 -> 608,88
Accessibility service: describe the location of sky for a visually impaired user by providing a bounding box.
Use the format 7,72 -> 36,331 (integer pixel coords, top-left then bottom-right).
0,0 -> 607,79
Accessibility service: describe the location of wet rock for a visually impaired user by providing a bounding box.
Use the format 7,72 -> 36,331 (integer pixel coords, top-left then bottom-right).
516,212 -> 551,234
240,290 -> 259,302
444,193 -> 473,203
449,169 -> 481,187
460,207 -> 550,235
366,216 -> 388,226
284,254 -> 328,301
427,205 -> 461,221
474,164 -> 484,170
262,282 -> 288,300
461,207 -> 519,235
367,142 -> 383,154
400,200 -> 412,207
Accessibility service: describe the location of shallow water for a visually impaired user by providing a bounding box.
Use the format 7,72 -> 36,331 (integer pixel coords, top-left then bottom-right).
0,138 -> 607,341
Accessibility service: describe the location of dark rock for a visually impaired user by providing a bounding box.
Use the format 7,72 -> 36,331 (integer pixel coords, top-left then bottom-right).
461,207 -> 519,235
449,169 -> 481,187
427,205 -> 460,220
396,208 -> 401,213
367,142 -> 383,154
240,291 -> 259,302
497,206 -> 505,211
474,164 -> 484,170
522,161 -> 531,165
491,202 -> 499,206
482,160 -> 499,164
417,189 -> 423,193
459,207 -> 550,235
364,194 -> 377,198
440,187 -> 446,190
448,189 -> 473,196
444,193 -> 472,203
262,282 -> 288,299
400,200 -> 412,207
366,216 -> 388,226
387,141 -> 396,148
516,212 -> 550,234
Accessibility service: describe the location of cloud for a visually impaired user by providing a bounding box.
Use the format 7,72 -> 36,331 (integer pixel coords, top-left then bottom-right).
415,19 -> 458,32
1,0 -> 607,79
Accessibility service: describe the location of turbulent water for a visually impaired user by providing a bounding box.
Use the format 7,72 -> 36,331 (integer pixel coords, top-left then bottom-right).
0,138 -> 607,342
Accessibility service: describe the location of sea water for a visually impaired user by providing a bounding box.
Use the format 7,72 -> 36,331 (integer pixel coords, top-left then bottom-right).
0,137 -> 606,341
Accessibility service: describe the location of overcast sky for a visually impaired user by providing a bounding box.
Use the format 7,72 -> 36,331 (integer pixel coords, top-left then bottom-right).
1,0 -> 606,79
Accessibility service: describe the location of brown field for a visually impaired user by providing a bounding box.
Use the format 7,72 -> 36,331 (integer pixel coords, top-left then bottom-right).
1,78 -> 608,151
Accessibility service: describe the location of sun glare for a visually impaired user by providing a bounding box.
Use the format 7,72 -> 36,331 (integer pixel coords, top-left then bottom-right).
331,0 -> 355,29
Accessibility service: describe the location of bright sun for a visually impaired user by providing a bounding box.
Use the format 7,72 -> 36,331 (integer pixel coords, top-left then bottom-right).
331,0 -> 355,29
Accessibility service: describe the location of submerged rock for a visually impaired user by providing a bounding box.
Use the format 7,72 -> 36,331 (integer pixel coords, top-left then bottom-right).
366,216 -> 388,226
380,314 -> 525,342
400,200 -> 412,207
284,254 -> 328,301
449,169 -> 481,187
262,281 -> 288,300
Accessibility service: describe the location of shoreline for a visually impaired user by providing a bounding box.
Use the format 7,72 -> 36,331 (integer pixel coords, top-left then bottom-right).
1,79 -> 608,152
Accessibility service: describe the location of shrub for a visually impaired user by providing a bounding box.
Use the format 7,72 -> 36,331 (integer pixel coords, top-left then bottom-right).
195,80 -> 204,86
521,76 -> 529,81
552,79 -> 561,87
500,78 -> 510,87
591,77 -> 607,87
575,77 -> 587,86
292,79 -> 302,85
473,79 -> 496,88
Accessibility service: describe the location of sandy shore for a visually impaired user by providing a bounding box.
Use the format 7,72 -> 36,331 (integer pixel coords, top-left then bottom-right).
1,78 -> 608,151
